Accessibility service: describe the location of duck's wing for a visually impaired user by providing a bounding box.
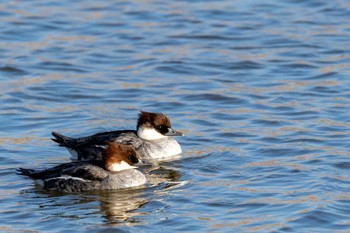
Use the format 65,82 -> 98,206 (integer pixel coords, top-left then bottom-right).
44,177 -> 101,192
19,162 -> 110,192
51,130 -> 136,148
44,164 -> 110,192
69,164 -> 109,181
17,162 -> 87,180
17,160 -> 106,179
51,130 -> 138,160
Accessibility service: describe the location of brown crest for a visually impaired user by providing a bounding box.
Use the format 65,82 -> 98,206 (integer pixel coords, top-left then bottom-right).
102,143 -> 139,171
137,111 -> 171,129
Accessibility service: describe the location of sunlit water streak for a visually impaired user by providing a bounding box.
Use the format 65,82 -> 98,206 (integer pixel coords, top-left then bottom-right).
1,0 -> 350,232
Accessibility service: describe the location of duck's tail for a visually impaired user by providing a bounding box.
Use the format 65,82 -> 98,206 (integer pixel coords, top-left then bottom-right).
51,131 -> 74,147
17,168 -> 36,177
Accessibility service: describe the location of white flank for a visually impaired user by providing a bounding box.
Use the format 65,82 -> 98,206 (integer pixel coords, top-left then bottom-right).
67,148 -> 78,160
34,179 -> 44,186
109,161 -> 136,172
137,127 -> 166,140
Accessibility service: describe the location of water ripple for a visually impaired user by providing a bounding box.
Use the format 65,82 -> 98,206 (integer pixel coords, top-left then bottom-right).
1,0 -> 350,232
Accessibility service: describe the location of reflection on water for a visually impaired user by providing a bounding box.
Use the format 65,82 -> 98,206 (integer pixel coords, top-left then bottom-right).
146,165 -> 181,185
98,164 -> 184,226
99,189 -> 148,226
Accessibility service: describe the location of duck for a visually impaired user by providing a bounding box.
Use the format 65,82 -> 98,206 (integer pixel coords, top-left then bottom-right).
18,143 -> 146,192
51,111 -> 184,161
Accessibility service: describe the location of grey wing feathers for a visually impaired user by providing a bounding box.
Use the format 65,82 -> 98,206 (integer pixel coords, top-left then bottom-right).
17,161 -> 107,181
51,130 -> 140,160
70,164 -> 109,181
44,178 -> 101,192
112,132 -> 144,149
51,130 -> 137,148
17,162 -> 83,180
43,165 -> 109,192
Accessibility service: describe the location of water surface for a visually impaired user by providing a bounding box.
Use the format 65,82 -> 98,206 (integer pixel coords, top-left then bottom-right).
1,0 -> 350,232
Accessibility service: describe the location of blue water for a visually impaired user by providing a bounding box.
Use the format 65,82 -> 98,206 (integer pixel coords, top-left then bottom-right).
1,0 -> 350,232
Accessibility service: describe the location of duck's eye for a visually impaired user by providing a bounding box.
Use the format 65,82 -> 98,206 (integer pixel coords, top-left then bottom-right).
157,124 -> 169,134
128,155 -> 139,164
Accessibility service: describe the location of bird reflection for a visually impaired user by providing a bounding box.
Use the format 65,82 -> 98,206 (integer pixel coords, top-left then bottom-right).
99,188 -> 148,225
146,165 -> 181,184
98,164 -> 183,225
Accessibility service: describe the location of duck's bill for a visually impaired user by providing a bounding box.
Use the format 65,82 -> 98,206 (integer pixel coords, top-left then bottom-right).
165,128 -> 184,136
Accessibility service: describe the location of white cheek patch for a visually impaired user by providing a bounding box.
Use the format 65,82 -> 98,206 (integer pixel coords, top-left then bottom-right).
109,161 -> 136,172
137,128 -> 166,140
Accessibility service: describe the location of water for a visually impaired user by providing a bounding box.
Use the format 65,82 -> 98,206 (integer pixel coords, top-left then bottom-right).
1,0 -> 350,232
